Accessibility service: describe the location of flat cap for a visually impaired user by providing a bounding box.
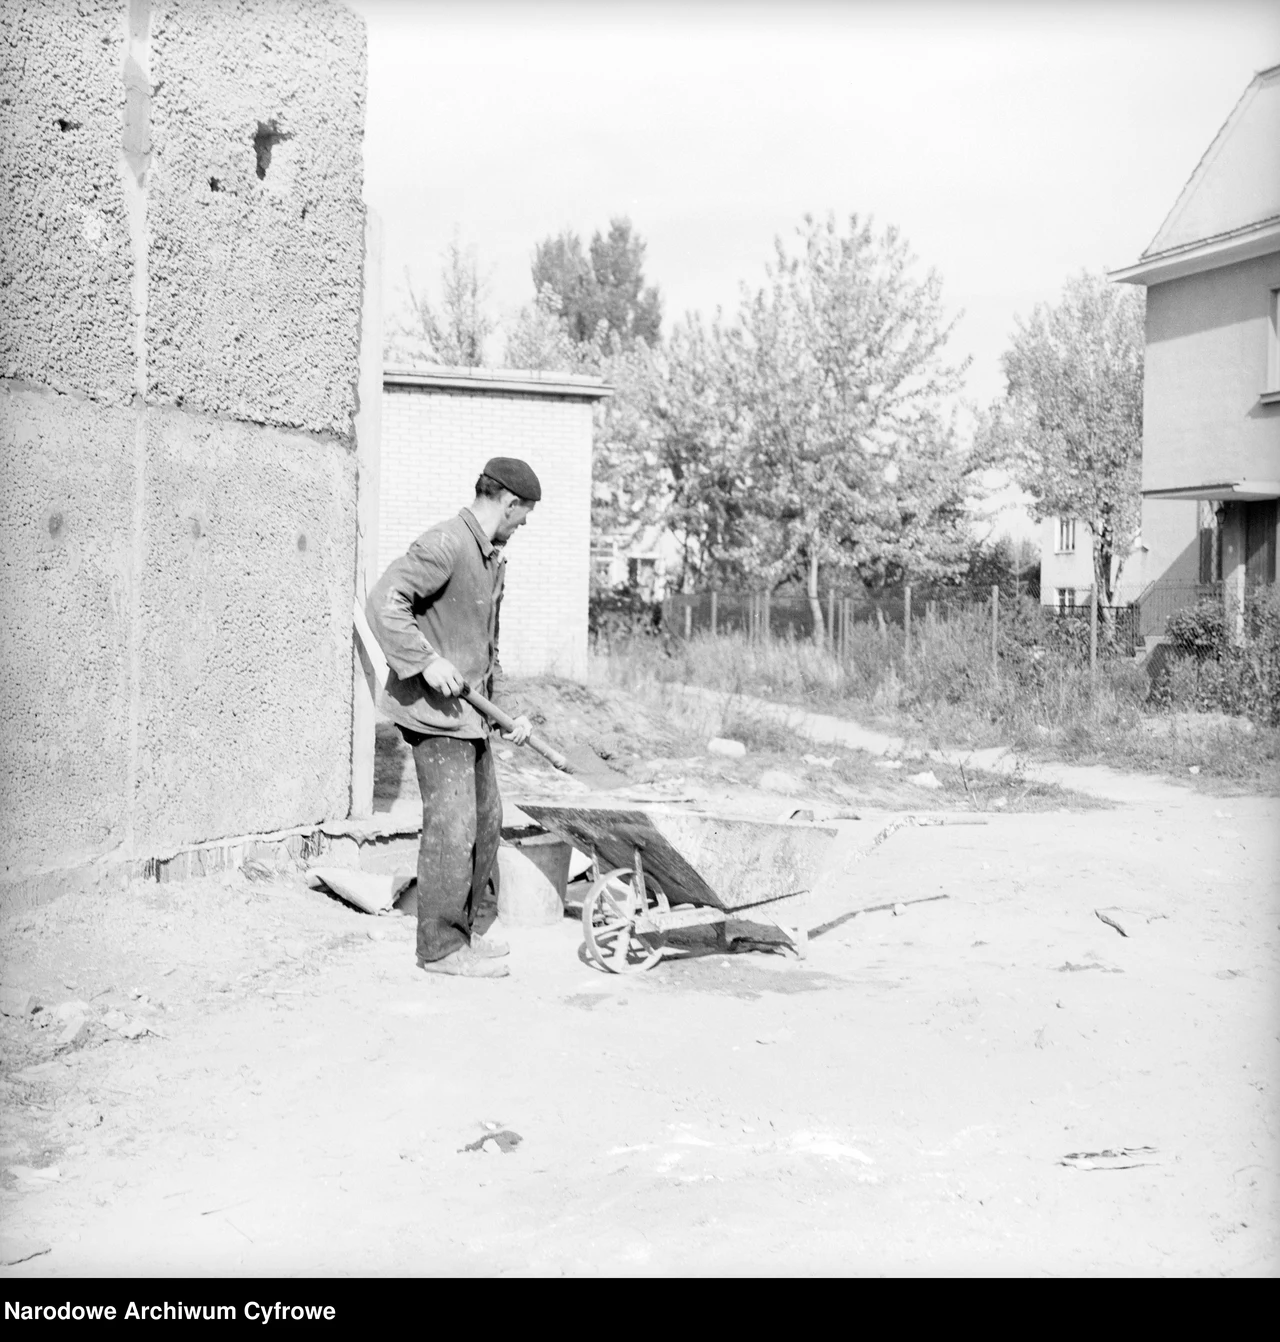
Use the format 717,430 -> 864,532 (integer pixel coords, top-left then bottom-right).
482,456 -> 542,502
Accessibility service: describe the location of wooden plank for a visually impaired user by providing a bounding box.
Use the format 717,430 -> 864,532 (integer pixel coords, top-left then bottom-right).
350,211 -> 384,820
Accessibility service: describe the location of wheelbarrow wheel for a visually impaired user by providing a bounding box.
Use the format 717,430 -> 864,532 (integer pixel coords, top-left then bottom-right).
582,866 -> 666,974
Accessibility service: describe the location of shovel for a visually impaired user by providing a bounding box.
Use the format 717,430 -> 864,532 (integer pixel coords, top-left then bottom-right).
460,683 -> 624,788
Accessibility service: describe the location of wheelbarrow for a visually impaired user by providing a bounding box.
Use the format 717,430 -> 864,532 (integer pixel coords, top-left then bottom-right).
516,803 -> 838,974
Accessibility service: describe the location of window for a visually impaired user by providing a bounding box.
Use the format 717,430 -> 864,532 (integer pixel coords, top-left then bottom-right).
1269,288 -> 1280,394
1056,518 -> 1077,553
1056,587 -> 1077,613
1197,500 -> 1221,585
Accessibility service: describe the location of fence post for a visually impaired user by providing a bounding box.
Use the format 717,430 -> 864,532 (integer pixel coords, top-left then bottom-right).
904,585 -> 912,662
841,596 -> 849,663
927,600 -> 935,627
683,598 -> 693,640
990,584 -> 999,674
826,588 -> 835,652
710,589 -> 718,638
762,590 -> 772,644
1089,584 -> 1098,675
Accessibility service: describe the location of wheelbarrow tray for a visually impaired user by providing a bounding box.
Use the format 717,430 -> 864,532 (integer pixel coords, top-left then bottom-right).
517,803 -> 837,913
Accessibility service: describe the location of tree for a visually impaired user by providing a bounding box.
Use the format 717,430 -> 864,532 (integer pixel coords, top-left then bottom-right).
593,315 -> 754,592
532,217 -> 662,351
384,234 -> 494,368
502,284 -> 602,374
982,271 -> 1144,607
732,212 -> 978,637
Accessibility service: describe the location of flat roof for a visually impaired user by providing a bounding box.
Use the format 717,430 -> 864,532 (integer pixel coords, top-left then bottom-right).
383,365 -> 613,400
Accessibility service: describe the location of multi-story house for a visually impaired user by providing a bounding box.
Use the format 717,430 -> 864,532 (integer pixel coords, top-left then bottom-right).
1038,515 -> 1144,613
1111,63 -> 1280,637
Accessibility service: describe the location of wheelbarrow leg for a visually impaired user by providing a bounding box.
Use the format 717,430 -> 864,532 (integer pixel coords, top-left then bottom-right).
764,914 -> 807,960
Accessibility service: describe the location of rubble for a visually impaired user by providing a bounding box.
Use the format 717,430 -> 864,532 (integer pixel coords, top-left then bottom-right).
0,988 -> 38,1018
707,737 -> 747,758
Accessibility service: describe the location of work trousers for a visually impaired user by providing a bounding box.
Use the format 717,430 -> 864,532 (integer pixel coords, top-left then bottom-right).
404,731 -> 502,963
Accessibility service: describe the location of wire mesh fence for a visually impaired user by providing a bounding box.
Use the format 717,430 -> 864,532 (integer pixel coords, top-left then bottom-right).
650,580 -> 1140,665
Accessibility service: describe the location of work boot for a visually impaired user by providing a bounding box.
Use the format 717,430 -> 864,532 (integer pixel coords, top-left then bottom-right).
417,946 -> 509,978
471,923 -> 510,958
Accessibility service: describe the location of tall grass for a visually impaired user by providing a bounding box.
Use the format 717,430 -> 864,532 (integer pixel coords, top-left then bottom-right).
593,600 -> 1280,784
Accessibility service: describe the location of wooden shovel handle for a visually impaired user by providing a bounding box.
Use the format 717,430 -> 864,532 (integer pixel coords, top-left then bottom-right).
460,685 -> 572,774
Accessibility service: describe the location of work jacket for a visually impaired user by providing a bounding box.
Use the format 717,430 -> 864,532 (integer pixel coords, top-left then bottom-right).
365,508 -> 510,738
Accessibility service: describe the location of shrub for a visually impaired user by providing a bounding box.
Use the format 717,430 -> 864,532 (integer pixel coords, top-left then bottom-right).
589,581 -> 662,642
1165,599 -> 1230,661
1155,588 -> 1280,727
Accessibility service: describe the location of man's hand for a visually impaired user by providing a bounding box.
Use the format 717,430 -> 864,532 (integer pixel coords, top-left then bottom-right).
423,657 -> 465,697
503,714 -> 533,746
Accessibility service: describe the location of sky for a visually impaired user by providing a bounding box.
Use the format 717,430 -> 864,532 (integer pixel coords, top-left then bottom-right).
350,0 -> 1280,533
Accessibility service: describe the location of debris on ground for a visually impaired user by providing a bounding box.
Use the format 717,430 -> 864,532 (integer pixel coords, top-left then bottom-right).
1095,910 -> 1128,937
56,1017 -> 89,1050
1059,1147 -> 1160,1171
8,1165 -> 62,1186
459,1129 -> 523,1155
908,770 -> 942,789
0,1238 -> 53,1267
307,867 -> 412,915
755,1028 -> 794,1045
708,737 -> 747,758
0,988 -> 38,1018
100,1010 -> 163,1040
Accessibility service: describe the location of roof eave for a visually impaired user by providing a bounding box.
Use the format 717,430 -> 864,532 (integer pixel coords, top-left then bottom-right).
1143,480 -> 1280,502
383,365 -> 614,400
1110,217 -> 1280,287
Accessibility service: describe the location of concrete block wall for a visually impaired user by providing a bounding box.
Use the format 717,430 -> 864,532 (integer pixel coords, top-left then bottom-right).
379,380 -> 597,681
0,0 -> 367,904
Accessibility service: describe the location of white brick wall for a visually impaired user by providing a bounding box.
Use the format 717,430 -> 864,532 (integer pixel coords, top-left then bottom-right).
378,382 -> 593,680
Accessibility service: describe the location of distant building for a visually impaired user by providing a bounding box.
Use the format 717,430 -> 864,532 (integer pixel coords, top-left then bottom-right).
1112,63 -> 1280,635
380,366 -> 611,680
1038,516 -> 1144,612
593,522 -> 685,602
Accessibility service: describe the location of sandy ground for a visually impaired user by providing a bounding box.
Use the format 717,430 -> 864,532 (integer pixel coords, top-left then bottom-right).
2,708 -> 1278,1276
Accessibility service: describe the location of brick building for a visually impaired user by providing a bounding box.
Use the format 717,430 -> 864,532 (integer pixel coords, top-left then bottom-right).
378,367 -> 611,682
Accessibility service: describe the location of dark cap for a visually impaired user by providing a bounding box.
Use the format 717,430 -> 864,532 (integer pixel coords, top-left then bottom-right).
482,456 -> 542,502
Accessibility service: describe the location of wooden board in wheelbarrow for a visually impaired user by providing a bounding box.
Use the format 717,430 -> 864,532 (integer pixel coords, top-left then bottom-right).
516,804 -> 837,912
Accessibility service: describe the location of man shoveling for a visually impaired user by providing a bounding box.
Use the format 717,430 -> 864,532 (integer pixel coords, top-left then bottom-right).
365,459 -> 540,979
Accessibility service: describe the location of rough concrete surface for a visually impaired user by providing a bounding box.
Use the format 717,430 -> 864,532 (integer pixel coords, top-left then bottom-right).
134,411 -> 356,853
1,0 -> 369,900
0,387 -> 136,879
0,0 -> 136,403
147,0 -> 367,437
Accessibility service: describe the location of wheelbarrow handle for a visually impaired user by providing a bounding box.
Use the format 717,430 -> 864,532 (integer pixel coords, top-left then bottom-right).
459,684 -> 572,774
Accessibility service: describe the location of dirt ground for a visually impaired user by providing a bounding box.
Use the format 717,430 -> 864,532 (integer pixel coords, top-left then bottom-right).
2,684 -> 1278,1277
